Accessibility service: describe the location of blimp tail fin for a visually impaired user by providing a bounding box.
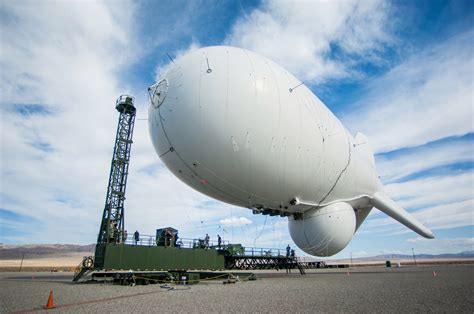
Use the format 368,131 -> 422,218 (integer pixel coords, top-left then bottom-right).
354,132 -> 375,167
370,192 -> 435,239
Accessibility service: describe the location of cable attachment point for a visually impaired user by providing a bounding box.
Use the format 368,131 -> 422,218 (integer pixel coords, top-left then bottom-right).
206,58 -> 212,73
289,82 -> 304,93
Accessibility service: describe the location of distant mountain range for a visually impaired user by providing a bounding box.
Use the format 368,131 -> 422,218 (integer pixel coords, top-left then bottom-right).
0,244 -> 95,259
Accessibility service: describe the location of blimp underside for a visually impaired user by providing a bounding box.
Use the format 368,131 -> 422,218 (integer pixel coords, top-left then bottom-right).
148,46 -> 434,257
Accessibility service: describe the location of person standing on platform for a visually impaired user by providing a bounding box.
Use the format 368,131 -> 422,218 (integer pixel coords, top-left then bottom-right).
134,230 -> 140,245
286,244 -> 291,257
217,235 -> 222,248
165,228 -> 173,247
204,233 -> 210,249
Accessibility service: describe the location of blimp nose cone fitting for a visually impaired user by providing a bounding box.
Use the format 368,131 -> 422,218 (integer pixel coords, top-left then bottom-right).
149,78 -> 169,109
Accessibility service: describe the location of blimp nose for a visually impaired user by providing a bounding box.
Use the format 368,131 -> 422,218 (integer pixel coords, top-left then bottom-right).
148,78 -> 169,109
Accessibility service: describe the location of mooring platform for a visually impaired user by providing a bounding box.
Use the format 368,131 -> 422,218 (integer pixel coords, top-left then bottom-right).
74,235 -> 325,282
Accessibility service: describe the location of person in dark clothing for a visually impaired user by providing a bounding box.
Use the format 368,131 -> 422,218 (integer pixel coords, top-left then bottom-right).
217,235 -> 222,248
165,228 -> 172,247
290,249 -> 295,257
204,233 -> 210,249
285,244 -> 292,274
174,233 -> 179,247
134,230 -> 140,245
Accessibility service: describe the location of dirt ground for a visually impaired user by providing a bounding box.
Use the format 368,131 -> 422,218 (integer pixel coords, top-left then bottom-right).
1,265 -> 473,313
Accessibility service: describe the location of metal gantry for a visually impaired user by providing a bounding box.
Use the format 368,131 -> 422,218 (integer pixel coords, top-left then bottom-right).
94,95 -> 136,268
224,256 -> 319,274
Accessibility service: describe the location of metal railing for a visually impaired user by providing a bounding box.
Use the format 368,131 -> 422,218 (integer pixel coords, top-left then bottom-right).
119,234 -> 289,257
121,234 -> 229,249
241,247 -> 285,257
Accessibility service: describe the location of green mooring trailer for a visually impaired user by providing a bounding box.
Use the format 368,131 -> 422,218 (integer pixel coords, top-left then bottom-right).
99,244 -> 226,271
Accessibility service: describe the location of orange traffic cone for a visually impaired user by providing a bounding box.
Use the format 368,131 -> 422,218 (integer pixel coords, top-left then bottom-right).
432,271 -> 437,277
43,290 -> 55,309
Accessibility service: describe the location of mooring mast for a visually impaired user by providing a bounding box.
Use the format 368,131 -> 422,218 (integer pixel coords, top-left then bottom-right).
94,95 -> 136,268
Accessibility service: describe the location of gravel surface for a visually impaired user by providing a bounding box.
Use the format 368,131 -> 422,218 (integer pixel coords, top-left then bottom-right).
1,265 -> 473,313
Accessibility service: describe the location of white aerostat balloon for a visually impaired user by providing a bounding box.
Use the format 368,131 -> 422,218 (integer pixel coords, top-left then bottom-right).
148,46 -> 434,257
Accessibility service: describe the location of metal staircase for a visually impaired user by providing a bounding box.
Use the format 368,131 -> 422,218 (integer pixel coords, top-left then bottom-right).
73,256 -> 94,282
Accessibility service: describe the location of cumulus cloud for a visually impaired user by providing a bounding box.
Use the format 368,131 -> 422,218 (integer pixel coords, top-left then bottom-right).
342,31 -> 474,153
226,0 -> 393,84
375,135 -> 474,182
384,172 -> 473,210
0,1 -> 139,243
0,1 -> 213,244
219,216 -> 253,226
409,200 -> 473,231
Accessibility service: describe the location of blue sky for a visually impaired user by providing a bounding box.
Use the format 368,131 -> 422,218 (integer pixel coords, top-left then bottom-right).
0,0 -> 472,259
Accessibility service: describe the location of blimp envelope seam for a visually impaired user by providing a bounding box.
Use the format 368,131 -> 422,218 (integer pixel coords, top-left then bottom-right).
317,134 -> 353,206
157,108 -> 174,153
159,147 -> 173,158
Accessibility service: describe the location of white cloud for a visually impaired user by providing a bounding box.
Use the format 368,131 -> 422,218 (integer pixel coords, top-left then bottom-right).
342,30 -> 474,153
375,136 -> 473,182
225,0 -> 393,84
219,216 -> 253,226
410,200 -> 474,230
384,172 -> 473,210
0,1 -> 134,105
0,1 -> 137,243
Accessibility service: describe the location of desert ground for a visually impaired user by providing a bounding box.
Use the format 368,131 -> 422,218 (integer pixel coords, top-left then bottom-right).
1,265 -> 473,313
